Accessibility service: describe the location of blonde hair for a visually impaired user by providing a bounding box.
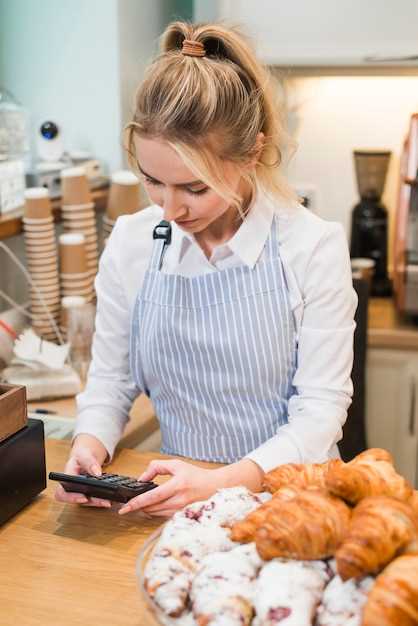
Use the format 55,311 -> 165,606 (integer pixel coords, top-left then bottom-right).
125,21 -> 298,212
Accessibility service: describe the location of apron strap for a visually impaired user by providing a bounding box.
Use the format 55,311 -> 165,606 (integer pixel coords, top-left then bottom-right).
264,214 -> 280,260
150,220 -> 172,270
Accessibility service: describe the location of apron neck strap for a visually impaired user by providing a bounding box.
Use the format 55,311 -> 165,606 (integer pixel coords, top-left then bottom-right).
264,214 -> 280,260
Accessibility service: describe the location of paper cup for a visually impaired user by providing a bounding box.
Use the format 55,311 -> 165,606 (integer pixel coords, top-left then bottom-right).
61,202 -> 94,213
30,280 -> 60,298
24,188 -> 52,219
63,220 -> 96,233
60,295 -> 87,329
72,225 -> 97,236
61,283 -> 93,294
32,311 -> 60,320
59,233 -> 87,274
30,302 -> 61,313
106,170 -> 141,220
24,230 -> 56,242
29,266 -> 59,278
31,293 -> 61,305
31,310 -> 61,320
31,311 -> 61,321
61,167 -> 92,205
26,246 -> 57,257
25,249 -> 57,261
30,286 -> 60,298
22,222 -> 54,234
25,249 -> 57,260
85,246 -> 99,257
26,255 -> 58,268
60,278 -> 91,289
59,271 -> 91,281
31,278 -> 60,290
23,216 -> 54,227
351,258 -> 375,285
85,240 -> 99,251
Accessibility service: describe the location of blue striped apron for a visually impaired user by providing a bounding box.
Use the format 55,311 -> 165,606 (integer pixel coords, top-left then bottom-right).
129,216 -> 297,464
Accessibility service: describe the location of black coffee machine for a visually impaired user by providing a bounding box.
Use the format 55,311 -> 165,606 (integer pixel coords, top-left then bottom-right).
350,149 -> 392,297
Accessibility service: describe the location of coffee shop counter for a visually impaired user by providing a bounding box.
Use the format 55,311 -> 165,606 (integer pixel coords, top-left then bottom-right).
0,439 -> 218,626
368,297 -> 418,351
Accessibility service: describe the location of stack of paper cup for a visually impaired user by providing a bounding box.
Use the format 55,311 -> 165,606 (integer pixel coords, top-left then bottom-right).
102,170 -> 142,241
59,233 -> 95,303
23,188 -> 61,342
60,167 -> 98,291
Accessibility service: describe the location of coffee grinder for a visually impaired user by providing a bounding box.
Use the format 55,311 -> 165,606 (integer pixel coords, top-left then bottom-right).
350,149 -> 392,296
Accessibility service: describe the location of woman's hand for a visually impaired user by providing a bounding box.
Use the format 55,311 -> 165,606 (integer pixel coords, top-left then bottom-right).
54,435 -> 111,508
118,459 -> 224,517
118,457 -> 264,518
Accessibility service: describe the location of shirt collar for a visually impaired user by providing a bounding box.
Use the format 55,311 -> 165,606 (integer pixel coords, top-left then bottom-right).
170,187 -> 275,269
227,189 -> 274,268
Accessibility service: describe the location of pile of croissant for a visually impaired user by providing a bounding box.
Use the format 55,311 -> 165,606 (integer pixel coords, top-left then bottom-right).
230,448 -> 418,626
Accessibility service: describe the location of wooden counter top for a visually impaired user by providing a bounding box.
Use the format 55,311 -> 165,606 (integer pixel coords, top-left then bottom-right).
0,439 -> 218,626
368,297 -> 418,350
27,394 -> 159,451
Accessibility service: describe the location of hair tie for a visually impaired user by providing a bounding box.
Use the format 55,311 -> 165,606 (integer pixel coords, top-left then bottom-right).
181,39 -> 206,58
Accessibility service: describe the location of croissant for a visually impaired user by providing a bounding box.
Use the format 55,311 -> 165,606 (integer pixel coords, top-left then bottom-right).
230,485 -> 302,543
255,489 -> 351,561
353,447 -> 394,464
263,461 -> 332,494
409,490 -> 418,520
335,496 -> 418,581
326,450 -> 412,505
362,555 -> 418,626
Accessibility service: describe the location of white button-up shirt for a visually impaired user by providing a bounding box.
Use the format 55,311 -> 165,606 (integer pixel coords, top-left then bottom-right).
74,190 -> 357,472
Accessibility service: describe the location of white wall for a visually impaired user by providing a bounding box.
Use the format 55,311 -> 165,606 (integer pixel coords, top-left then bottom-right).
0,0 -> 122,172
279,72 -> 418,267
194,0 -> 221,21
117,0 -> 183,162
0,0 -> 191,173
0,0 -> 188,312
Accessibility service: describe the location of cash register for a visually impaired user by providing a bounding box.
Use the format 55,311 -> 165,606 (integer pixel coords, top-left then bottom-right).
0,383 -> 46,525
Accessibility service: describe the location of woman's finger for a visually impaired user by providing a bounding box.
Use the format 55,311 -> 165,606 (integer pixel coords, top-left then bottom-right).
74,448 -> 102,476
141,497 -> 184,515
140,508 -> 178,518
54,484 -> 89,505
118,479 -> 179,515
138,459 -> 183,482
80,497 -> 112,508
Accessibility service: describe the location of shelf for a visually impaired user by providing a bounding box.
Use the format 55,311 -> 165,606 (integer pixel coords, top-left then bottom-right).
368,297 -> 418,350
0,180 -> 109,240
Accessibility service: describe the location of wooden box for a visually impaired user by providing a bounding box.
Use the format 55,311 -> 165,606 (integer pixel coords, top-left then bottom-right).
0,383 -> 27,443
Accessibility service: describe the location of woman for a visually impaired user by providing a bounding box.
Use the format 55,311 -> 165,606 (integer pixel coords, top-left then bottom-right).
55,21 -> 357,517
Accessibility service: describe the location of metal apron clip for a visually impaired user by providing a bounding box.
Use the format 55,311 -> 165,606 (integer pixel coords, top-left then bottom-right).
152,220 -> 172,269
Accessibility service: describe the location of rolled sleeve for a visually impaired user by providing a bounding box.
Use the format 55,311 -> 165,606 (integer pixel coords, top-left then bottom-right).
246,222 -> 357,472
73,221 -> 141,460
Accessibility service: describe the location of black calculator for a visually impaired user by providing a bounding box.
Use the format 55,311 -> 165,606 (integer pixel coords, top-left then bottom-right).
49,471 -> 158,503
